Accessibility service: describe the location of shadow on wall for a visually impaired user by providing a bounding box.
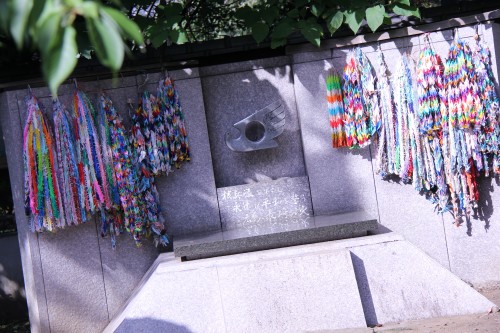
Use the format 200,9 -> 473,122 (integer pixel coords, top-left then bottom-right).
295,25 -> 500,233
116,318 -> 193,333
0,235 -> 28,324
469,176 -> 495,236
350,252 -> 378,327
202,62 -> 307,189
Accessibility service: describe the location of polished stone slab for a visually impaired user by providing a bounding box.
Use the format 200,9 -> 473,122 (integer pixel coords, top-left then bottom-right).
217,176 -> 313,231
174,211 -> 378,260
201,59 -> 306,188
350,240 -> 495,326
105,239 -> 368,333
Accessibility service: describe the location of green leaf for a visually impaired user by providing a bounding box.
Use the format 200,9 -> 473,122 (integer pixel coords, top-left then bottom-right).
322,8 -> 335,19
311,4 -> 324,17
169,29 -> 187,44
271,20 -> 294,39
351,0 -> 369,6
80,49 -> 92,59
106,0 -> 122,6
101,7 -> 144,44
327,11 -> 343,35
344,9 -> 364,34
28,0 -> 46,27
396,0 -> 411,6
298,21 -> 322,47
262,7 -> 279,25
391,4 -> 420,18
163,2 -> 183,20
0,1 -> 8,32
42,25 -> 78,96
160,3 -> 183,29
86,16 -> 124,71
36,11 -> 62,56
8,0 -> 34,49
80,1 -> 99,19
365,5 -> 385,32
150,28 -> 169,48
63,0 -> 83,6
235,6 -> 259,26
132,15 -> 150,31
271,38 -> 286,49
287,8 -> 299,19
251,21 -> 269,43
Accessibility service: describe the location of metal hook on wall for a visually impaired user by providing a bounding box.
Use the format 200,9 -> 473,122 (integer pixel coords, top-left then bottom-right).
422,32 -> 431,45
127,97 -> 135,120
474,23 -> 481,41
137,72 -> 149,90
453,27 -> 459,41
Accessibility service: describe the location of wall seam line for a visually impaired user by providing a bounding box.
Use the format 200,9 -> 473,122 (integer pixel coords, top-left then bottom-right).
289,55 -> 316,215
215,266 -> 228,333
368,146 -> 383,227
16,92 -> 52,333
35,234 -> 52,333
198,73 -> 224,231
441,214 -> 452,272
94,216 -> 111,321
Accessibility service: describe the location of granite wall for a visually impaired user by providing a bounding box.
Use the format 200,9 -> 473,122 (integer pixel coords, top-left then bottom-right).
0,68 -> 219,333
291,23 -> 500,282
200,57 -> 306,188
2,22 -> 500,333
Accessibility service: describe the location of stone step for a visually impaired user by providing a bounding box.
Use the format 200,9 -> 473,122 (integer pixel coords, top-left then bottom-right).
174,211 -> 378,260
104,233 -> 495,333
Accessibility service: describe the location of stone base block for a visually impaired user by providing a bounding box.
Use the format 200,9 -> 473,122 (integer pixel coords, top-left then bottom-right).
105,233 -> 494,333
174,211 -> 378,260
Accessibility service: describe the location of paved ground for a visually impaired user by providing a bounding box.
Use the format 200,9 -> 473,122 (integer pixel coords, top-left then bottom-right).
2,285 -> 498,333
324,284 -> 500,333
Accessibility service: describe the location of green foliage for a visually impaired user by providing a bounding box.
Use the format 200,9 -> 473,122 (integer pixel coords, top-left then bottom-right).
366,5 -> 385,32
0,0 -> 423,95
344,9 -> 365,34
252,22 -> 270,43
327,12 -> 344,35
0,0 -> 144,96
133,0 -> 420,51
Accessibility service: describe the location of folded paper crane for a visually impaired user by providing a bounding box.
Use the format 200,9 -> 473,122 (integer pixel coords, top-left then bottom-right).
225,100 -> 286,152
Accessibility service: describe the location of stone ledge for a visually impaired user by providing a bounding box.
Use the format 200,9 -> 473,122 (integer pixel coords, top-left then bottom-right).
174,211 -> 378,260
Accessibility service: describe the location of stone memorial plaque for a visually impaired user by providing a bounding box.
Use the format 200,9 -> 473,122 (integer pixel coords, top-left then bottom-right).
217,176 -> 313,231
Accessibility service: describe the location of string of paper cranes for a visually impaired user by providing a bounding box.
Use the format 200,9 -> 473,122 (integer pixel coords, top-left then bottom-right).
326,32 -> 499,224
23,76 -> 190,248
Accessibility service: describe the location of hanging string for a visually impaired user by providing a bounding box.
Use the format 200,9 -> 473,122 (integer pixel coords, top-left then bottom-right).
356,48 -> 381,138
72,88 -> 111,215
326,68 -> 347,148
443,39 -> 482,130
53,99 -> 84,226
130,98 -> 169,247
96,94 -> 127,248
23,94 -> 64,231
157,77 -> 191,169
442,37 -> 483,222
375,51 -> 396,176
472,31 -> 500,175
415,37 -> 450,212
343,50 -> 367,148
393,53 -> 425,190
416,39 -> 444,134
135,91 -> 168,176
